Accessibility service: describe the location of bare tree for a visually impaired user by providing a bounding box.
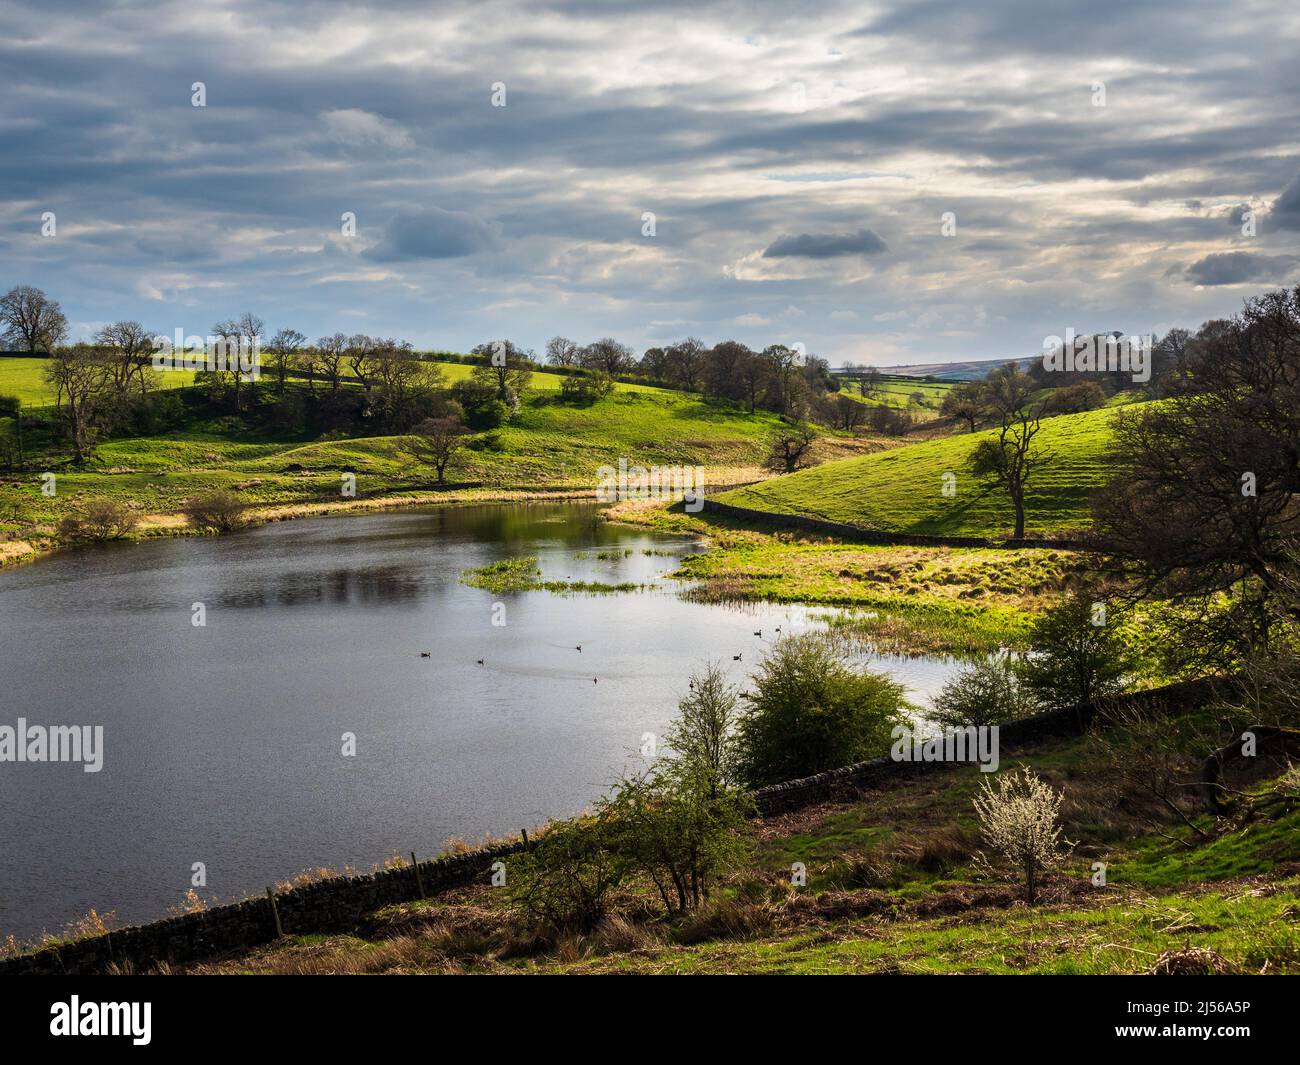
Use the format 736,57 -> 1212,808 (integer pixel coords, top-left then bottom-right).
0,285 -> 68,352
664,337 -> 707,391
409,415 -> 468,484
765,422 -> 817,474
43,345 -> 113,462
545,336 -> 580,367
315,333 -> 348,391
265,328 -> 306,394
579,337 -> 634,377
95,320 -> 157,404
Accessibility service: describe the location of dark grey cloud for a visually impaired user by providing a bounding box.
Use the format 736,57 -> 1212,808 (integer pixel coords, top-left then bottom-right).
1185,252 -> 1297,286
1269,171 -> 1300,231
366,208 -> 500,261
763,228 -> 888,259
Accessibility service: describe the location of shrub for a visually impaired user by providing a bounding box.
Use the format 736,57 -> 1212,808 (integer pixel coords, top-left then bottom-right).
451,379 -> 510,429
509,815 -> 629,935
602,764 -> 752,916
56,498 -> 139,543
735,634 -> 907,787
972,767 -> 1069,904
929,654 -> 1035,729
182,490 -> 247,533
559,371 -> 615,404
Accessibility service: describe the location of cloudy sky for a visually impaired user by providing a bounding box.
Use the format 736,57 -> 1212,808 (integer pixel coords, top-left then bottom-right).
3,0 -> 1299,365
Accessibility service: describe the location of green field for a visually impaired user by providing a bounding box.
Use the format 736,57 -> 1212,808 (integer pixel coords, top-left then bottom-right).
0,356 -> 196,406
719,403 -> 1127,538
840,376 -> 954,411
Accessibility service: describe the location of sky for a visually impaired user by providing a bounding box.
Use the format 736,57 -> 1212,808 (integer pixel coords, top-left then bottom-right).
2,0 -> 1299,366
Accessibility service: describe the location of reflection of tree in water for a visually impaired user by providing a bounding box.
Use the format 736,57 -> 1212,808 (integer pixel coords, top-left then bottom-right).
215,565 -> 425,609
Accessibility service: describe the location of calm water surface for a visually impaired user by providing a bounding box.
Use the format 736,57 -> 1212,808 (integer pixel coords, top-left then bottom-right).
0,503 -> 960,938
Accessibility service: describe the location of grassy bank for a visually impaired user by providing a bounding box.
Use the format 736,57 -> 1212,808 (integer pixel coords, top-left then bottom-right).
183,719 -> 1300,975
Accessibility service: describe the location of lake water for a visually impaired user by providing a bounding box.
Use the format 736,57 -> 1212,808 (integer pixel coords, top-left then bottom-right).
0,502 -> 960,939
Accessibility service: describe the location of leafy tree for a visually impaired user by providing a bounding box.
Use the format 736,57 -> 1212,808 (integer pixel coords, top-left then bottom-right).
1019,588 -> 1130,709
665,662 -> 742,798
1093,286 -> 1300,663
735,634 -> 907,786
941,381 -> 988,431
451,378 -> 509,429
929,655 -> 1035,729
603,763 -> 751,916
471,340 -> 533,404
509,815 -> 629,935
969,364 -> 1048,538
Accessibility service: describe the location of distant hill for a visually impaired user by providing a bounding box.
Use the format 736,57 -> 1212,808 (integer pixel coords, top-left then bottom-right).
836,355 -> 1039,382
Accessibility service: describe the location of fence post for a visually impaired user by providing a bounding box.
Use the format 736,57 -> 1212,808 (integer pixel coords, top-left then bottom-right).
411,852 -> 426,899
266,887 -> 283,937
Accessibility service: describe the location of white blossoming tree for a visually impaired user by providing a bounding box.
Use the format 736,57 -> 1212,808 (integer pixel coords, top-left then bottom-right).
973,767 -> 1069,904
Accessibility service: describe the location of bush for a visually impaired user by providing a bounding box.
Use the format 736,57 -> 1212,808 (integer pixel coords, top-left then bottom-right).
56,497 -> 139,543
602,764 -> 752,916
929,654 -> 1035,729
182,490 -> 247,533
450,379 -> 510,429
509,816 -> 629,935
559,371 -> 615,404
735,634 -> 908,786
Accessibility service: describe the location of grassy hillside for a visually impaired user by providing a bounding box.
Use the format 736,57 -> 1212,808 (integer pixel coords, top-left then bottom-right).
719,403 -> 1126,538
0,382 -> 818,543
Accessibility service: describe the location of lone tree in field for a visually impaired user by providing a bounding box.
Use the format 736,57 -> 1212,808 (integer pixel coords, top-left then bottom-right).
968,363 -> 1047,539
1093,286 -> 1300,664
973,767 -> 1069,905
0,285 -> 68,352
765,422 -> 816,474
409,415 -> 468,484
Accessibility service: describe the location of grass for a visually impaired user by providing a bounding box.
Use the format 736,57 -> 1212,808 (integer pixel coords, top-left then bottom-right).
605,498 -> 1087,652
0,356 -> 196,406
719,403 -> 1129,538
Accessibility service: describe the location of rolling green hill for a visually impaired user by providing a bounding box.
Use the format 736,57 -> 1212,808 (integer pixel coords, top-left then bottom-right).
719,403 -> 1129,538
